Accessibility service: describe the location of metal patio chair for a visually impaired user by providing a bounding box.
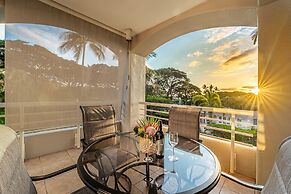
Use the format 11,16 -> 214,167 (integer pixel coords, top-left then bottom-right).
80,105 -> 121,149
169,107 -> 202,142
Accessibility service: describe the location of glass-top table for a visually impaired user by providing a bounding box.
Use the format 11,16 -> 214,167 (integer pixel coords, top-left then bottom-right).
77,132 -> 221,194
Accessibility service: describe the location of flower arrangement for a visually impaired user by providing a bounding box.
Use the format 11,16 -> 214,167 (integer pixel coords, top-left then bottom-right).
133,117 -> 160,154
133,117 -> 159,139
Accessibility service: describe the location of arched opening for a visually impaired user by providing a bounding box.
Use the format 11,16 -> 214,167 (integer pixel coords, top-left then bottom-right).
144,26 -> 258,178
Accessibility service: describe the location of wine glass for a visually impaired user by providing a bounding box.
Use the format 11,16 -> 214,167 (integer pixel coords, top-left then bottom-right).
168,131 -> 179,162
144,135 -> 153,162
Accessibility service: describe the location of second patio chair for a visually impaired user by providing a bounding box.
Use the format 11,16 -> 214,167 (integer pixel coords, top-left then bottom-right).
169,107 -> 201,141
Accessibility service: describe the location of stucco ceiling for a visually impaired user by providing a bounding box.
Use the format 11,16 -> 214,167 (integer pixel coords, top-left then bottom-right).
40,0 -> 206,35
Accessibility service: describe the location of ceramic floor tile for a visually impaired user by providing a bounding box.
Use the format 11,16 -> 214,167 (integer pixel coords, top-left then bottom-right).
25,157 -> 43,176
220,187 -> 240,194
40,151 -> 74,174
223,179 -> 255,194
209,176 -> 226,194
131,186 -> 144,194
67,148 -> 82,162
134,180 -> 149,194
34,180 -> 47,194
124,169 -> 145,185
45,169 -> 84,194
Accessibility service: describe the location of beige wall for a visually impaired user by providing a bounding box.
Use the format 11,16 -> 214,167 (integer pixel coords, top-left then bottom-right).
257,0 -> 291,184
24,130 -> 76,159
201,135 -> 256,179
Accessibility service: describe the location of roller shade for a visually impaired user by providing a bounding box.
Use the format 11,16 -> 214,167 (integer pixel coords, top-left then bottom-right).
4,0 -> 129,131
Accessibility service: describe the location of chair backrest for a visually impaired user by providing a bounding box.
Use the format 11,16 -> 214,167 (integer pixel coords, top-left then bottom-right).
80,105 -> 117,145
0,126 -> 36,194
262,136 -> 291,194
168,107 -> 201,141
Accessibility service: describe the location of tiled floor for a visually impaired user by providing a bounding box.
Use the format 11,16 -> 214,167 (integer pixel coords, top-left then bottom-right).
25,148 -> 256,194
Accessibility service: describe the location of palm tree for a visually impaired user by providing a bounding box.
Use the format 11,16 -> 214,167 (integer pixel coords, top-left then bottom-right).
59,31 -> 105,66
192,85 -> 221,107
146,51 -> 157,61
251,29 -> 258,45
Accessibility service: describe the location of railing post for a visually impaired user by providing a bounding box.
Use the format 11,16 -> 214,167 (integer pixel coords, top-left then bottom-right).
19,131 -> 25,161
75,124 -> 81,148
144,103 -> 147,118
20,104 -> 25,161
230,113 -> 236,173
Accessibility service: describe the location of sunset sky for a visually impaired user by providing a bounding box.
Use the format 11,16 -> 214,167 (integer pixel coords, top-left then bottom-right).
147,26 -> 258,93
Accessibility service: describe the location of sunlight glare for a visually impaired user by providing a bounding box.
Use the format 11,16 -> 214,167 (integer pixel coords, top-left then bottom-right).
251,87 -> 259,95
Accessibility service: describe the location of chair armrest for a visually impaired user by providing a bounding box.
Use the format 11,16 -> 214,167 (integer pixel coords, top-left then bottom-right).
31,164 -> 77,181
116,131 -> 134,136
80,138 -> 88,149
114,120 -> 122,132
80,138 -> 87,146
221,172 -> 264,191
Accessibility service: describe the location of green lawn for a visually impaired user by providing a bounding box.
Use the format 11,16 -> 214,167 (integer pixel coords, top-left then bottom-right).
206,123 -> 257,146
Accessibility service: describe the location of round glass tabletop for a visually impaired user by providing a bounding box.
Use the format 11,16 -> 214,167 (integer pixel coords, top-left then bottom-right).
77,132 -> 221,194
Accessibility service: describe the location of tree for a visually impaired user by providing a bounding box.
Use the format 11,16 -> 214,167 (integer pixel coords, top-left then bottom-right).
192,85 -> 221,107
0,40 -> 4,102
59,31 -> 105,66
175,81 -> 201,104
154,68 -> 189,100
0,40 -> 4,68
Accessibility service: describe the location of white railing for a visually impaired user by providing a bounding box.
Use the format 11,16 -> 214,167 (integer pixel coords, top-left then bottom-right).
139,102 -> 257,173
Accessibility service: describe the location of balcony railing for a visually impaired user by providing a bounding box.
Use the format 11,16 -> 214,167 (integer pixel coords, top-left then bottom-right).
139,102 -> 257,173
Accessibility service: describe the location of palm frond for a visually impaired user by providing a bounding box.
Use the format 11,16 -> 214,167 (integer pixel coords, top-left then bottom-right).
251,29 -> 258,45
89,42 -> 105,61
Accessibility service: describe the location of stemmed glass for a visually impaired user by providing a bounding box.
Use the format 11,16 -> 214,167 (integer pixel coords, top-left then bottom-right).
144,135 -> 153,162
168,131 -> 179,162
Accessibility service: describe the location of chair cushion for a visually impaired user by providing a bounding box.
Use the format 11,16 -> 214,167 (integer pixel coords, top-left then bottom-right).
0,126 -> 36,194
262,137 -> 291,194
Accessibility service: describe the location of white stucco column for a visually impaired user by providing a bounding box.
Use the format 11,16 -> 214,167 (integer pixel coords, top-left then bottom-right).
257,0 -> 291,184
129,53 -> 146,129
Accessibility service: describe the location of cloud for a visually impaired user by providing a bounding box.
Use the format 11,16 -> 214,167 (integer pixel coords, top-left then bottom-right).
205,27 -> 243,43
213,39 -> 241,53
211,48 -> 257,76
222,48 -> 257,67
220,87 -> 238,91
208,48 -> 241,63
187,50 -> 203,58
242,86 -> 256,89
188,60 -> 200,68
0,24 -> 4,40
6,24 -> 62,53
208,39 -> 242,63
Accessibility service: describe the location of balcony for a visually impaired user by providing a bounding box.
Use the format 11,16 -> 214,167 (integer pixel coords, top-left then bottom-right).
0,0 -> 291,193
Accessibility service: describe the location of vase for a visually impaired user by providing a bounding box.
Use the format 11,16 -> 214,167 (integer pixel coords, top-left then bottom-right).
139,137 -> 156,162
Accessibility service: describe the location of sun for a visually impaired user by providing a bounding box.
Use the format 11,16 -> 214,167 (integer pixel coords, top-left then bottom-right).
251,87 -> 259,95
